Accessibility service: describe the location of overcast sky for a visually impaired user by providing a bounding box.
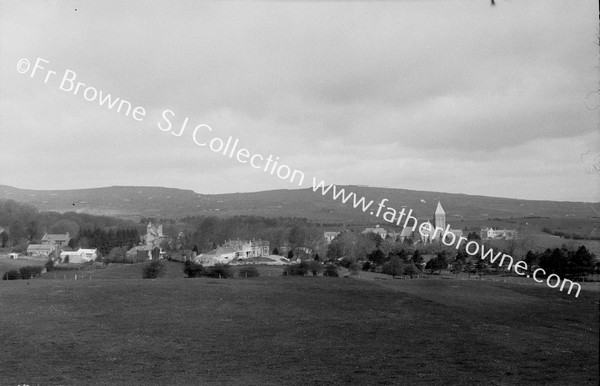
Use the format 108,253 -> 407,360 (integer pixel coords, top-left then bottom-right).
1,0 -> 598,202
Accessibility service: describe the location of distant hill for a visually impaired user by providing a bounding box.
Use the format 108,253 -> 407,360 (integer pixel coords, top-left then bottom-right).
0,185 -> 598,227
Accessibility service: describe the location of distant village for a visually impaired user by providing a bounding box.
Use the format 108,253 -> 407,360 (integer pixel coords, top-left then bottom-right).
17,202 -> 517,268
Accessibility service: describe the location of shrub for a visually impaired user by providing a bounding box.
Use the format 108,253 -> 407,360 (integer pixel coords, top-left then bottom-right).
19,266 -> 43,279
362,261 -> 372,271
184,260 -> 204,278
2,270 -> 21,280
347,262 -> 361,276
205,264 -> 233,279
339,257 -> 355,268
383,258 -> 404,277
45,258 -> 55,272
307,260 -> 323,276
283,262 -> 309,276
323,264 -> 339,277
238,266 -> 260,278
403,263 -> 419,278
142,260 -> 166,279
104,247 -> 147,264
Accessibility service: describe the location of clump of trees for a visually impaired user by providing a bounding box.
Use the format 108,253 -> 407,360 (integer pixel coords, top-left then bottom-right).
184,260 -> 204,277
541,227 -> 598,241
382,258 -> 420,278
2,270 -> 21,280
72,227 -> 140,255
525,245 -> 597,280
283,261 -> 324,276
283,262 -> 309,276
102,246 -> 146,264
425,252 -> 449,275
142,260 -> 166,279
179,215 -> 326,256
307,261 -> 323,276
444,243 -> 597,281
205,264 -> 233,279
2,266 -> 44,280
183,261 -> 233,278
323,264 -> 339,277
326,230 -> 430,278
0,199 -> 142,252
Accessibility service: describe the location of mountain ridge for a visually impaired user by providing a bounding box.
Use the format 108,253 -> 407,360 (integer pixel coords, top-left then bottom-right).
0,184 -> 597,224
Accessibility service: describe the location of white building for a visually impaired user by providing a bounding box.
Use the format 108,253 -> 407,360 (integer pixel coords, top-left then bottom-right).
194,239 -> 272,266
480,227 -> 518,240
60,248 -> 99,264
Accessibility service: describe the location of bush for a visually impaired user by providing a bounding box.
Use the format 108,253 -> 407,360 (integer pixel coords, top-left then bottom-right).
238,266 -> 260,278
45,258 -> 55,272
362,261 -> 372,271
347,262 -> 361,276
339,257 -> 355,269
403,263 -> 419,278
205,264 -> 233,279
283,262 -> 309,276
142,260 -> 166,279
323,264 -> 339,277
184,260 -> 204,277
383,258 -> 404,277
19,266 -> 43,279
2,270 -> 21,280
307,260 -> 323,276
104,247 -> 147,264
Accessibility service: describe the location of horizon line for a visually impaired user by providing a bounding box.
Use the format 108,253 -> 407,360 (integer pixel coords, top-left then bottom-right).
0,183 -> 598,205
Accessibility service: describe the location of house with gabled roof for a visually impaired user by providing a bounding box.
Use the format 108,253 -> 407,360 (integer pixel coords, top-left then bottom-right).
362,224 -> 387,239
324,231 -> 341,245
194,239 -> 272,266
27,244 -> 56,257
41,232 -> 70,247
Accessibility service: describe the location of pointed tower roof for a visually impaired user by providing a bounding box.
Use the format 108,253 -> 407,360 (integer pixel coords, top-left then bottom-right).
435,201 -> 445,215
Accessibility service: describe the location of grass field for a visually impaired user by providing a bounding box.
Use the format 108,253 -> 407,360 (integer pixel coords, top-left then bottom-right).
0,262 -> 598,385
0,257 -> 46,277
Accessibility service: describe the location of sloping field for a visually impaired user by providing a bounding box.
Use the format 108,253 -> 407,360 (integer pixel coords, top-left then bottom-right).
0,257 -> 46,278
0,271 -> 597,385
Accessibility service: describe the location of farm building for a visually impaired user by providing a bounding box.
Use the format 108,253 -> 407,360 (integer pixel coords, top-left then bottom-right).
41,232 -> 71,247
60,248 -> 99,264
27,244 -> 56,257
480,227 -> 518,240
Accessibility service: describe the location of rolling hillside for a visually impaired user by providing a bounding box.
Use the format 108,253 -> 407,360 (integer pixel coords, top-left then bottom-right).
0,184 -> 598,227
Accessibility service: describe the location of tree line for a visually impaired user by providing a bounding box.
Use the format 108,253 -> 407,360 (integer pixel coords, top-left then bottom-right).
0,199 -> 141,252
177,215 -> 324,254
71,227 -> 140,256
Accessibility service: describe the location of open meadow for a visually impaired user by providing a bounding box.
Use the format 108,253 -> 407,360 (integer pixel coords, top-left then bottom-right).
0,262 -> 598,385
0,257 -> 46,277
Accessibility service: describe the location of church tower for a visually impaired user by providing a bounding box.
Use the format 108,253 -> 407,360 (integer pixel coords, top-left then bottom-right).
434,201 -> 446,230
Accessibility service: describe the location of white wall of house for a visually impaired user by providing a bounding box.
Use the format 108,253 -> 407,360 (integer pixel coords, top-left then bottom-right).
60,248 -> 99,263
